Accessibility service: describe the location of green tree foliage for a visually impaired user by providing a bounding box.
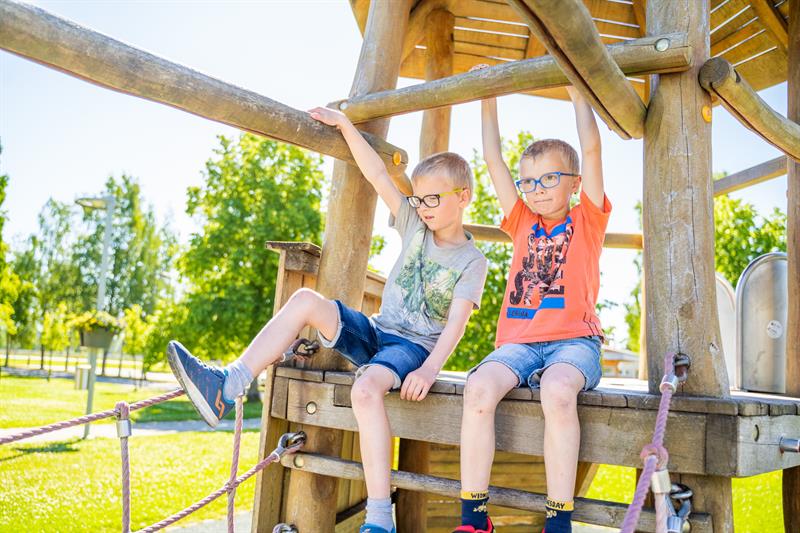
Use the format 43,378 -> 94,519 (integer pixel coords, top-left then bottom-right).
41,302 -> 70,353
0,150 -> 22,337
446,133 -> 532,370
72,175 -> 176,316
122,304 -> 151,357
174,134 -> 326,362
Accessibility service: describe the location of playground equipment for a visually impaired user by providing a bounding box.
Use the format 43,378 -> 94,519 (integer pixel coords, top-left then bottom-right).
1,0 -> 799,531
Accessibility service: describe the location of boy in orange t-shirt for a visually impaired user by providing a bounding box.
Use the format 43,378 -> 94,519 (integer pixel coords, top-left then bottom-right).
453,83 -> 611,533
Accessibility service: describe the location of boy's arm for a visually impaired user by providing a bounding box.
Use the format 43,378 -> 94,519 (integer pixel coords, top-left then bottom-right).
480,97 -> 519,218
566,86 -> 605,208
399,298 -> 474,402
309,106 -> 405,217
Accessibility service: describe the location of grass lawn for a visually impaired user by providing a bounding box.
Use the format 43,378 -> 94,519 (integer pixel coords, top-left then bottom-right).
0,431 -> 262,532
585,464 -> 785,532
0,374 -> 262,428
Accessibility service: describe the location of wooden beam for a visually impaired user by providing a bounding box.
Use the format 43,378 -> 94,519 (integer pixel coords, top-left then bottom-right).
281,1 -> 412,531
699,57 -> 800,163
465,224 -> 644,249
0,0 -> 409,179
713,156 -> 788,196
281,452 -> 713,533
398,8 -> 454,532
785,2 -> 800,531
644,0 -> 730,401
335,32 -> 690,124
750,0 -> 789,51
506,0 -> 646,139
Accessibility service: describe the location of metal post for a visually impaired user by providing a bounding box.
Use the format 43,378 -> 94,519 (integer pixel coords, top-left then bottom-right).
83,196 -> 115,439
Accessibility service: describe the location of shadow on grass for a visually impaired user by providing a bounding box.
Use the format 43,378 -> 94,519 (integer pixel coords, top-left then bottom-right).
1,438 -> 82,463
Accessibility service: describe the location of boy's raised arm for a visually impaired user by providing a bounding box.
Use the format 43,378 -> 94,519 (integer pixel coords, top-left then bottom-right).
566,86 -> 604,209
480,97 -> 519,218
309,106 -> 405,217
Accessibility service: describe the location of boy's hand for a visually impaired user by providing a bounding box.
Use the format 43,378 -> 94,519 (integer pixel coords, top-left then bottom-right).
400,365 -> 439,402
308,106 -> 349,129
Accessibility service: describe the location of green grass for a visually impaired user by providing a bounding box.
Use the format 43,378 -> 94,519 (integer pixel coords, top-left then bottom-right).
0,431 -> 262,532
0,375 -> 262,428
585,465 -> 785,532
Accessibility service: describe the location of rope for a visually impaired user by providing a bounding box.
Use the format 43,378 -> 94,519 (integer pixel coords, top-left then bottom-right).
619,352 -> 679,533
227,397 -> 244,533
117,401 -> 132,533
0,389 -> 185,445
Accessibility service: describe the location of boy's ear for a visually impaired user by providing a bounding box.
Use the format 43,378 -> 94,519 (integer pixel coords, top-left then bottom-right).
572,175 -> 582,193
460,188 -> 472,207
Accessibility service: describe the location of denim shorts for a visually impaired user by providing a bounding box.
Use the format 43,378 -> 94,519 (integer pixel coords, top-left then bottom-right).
469,336 -> 602,391
318,300 -> 430,389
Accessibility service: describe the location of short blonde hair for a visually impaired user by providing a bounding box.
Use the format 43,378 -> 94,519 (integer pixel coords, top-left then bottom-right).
521,139 -> 580,174
411,152 -> 473,191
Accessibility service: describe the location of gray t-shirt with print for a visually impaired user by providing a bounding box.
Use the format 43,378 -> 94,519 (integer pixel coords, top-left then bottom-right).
371,201 -> 488,352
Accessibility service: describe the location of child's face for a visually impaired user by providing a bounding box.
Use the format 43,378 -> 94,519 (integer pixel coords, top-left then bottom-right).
411,173 -> 470,232
519,152 -> 580,219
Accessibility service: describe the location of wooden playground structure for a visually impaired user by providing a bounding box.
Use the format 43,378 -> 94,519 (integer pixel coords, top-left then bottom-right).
1,0 -> 798,531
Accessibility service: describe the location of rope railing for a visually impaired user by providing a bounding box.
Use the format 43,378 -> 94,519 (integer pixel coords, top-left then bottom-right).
0,387 -> 306,533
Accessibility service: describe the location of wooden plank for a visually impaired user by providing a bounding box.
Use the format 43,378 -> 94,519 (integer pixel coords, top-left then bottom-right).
711,0 -> 751,31
0,1 -> 410,180
732,45 -> 787,93
276,366 -> 326,382
507,0 -> 646,139
720,28 -> 776,65
711,17 -> 762,56
734,415 -> 800,476
342,32 -> 691,123
465,223 -> 644,249
454,40 -> 526,60
282,2 -> 412,530
455,16 -> 529,36
699,57 -> 800,162
280,452 -> 713,532
750,0 -> 789,51
644,0 -> 730,397
713,156 -> 788,195
454,27 -> 528,49
285,379 -> 712,474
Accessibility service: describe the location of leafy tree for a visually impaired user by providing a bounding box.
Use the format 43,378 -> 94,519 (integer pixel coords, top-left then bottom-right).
41,302 -> 70,356
174,134 -> 326,362
0,143 -> 22,347
122,304 -> 151,357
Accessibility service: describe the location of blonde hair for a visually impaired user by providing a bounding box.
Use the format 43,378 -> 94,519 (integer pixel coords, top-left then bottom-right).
411,152 -> 474,191
521,139 -> 580,174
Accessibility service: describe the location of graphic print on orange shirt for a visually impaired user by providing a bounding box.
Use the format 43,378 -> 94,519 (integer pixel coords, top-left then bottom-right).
507,217 -> 573,320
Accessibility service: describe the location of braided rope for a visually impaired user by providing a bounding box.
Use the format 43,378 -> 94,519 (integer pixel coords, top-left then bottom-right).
0,389 -> 185,445
227,397 -> 244,533
117,401 -> 131,533
619,352 -> 678,533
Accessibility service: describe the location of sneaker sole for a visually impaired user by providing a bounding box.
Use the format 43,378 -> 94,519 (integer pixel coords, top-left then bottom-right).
167,342 -> 221,428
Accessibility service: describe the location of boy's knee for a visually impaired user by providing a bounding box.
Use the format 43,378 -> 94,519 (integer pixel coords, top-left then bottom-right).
288,288 -> 322,309
464,377 -> 501,415
540,374 -> 579,412
351,376 -> 386,407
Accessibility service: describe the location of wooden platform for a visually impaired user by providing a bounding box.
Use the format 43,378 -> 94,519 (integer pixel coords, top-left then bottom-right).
272,367 -> 800,478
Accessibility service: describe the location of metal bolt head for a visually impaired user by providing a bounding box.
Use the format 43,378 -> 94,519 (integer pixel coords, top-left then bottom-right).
306,401 -> 317,414
655,38 -> 670,52
293,455 -> 305,468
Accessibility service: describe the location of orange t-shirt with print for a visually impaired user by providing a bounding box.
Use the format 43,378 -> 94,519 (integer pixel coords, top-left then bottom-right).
495,190 -> 612,348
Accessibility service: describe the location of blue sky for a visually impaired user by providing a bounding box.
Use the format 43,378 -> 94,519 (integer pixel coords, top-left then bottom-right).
1,1 -> 788,347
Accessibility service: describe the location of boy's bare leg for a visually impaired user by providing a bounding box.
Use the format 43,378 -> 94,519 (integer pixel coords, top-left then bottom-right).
350,365 -> 396,498
540,362 -> 585,501
460,362 -> 519,491
238,288 -> 339,377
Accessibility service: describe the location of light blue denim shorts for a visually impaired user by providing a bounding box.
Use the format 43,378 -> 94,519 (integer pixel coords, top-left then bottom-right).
469,336 -> 603,391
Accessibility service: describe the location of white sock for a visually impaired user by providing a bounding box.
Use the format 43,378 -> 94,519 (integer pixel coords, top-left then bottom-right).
365,498 -> 393,531
222,359 -> 253,402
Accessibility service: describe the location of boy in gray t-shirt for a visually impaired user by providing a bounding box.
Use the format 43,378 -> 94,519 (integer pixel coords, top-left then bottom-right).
166,106 -> 487,533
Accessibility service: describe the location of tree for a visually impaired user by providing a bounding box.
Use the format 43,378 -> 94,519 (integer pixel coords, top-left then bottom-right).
41,302 -> 70,356
175,134 -> 326,362
0,143 -> 22,352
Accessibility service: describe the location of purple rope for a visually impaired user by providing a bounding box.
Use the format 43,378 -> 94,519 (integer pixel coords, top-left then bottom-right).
0,389 -> 185,446
117,401 -> 131,533
619,352 -> 677,533
227,397 -> 244,533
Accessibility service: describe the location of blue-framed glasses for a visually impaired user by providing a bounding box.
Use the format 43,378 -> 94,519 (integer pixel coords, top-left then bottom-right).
515,172 -> 579,193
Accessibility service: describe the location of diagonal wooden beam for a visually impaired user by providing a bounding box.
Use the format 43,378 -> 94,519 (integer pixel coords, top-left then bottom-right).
334,32 -> 691,124
700,57 -> 800,162
505,0 -> 647,139
713,156 -> 788,196
0,0 -> 409,178
750,0 -> 789,52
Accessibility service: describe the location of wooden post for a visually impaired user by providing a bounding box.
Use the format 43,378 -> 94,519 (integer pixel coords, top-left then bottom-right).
280,2 -> 412,531
784,2 -> 800,531
0,0 -> 408,179
506,0 -> 646,139
643,0 -> 730,399
397,9 -> 454,532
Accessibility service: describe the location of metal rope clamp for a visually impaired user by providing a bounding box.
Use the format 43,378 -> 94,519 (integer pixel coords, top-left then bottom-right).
280,338 -> 320,363
274,431 -> 307,458
272,524 -> 298,533
667,483 -> 693,533
662,353 -> 691,393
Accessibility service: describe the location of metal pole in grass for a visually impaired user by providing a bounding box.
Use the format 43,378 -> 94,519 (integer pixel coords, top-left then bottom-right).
76,195 -> 116,439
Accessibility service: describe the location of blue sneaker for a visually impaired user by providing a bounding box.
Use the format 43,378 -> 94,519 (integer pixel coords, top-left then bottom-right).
167,340 -> 234,428
359,526 -> 395,533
